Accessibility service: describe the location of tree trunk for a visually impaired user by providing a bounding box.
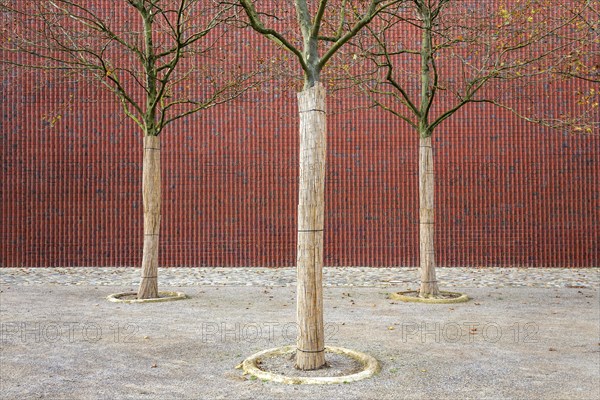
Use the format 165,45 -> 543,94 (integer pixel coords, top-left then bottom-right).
295,82 -> 327,370
418,135 -> 440,298
138,135 -> 161,299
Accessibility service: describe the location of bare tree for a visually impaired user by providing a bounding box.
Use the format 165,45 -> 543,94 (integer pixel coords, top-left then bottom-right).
347,0 -> 598,298
233,0 -> 401,370
1,0 -> 258,298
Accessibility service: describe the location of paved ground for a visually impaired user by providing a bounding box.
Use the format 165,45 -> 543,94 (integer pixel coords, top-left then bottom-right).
0,268 -> 599,399
2,266 -> 598,288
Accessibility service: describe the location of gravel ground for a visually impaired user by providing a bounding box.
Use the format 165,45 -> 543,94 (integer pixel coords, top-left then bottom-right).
257,351 -> 363,378
1,266 -> 598,288
0,268 -> 599,399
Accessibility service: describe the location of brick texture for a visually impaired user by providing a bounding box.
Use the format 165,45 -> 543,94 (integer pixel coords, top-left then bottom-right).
1,3 -> 598,268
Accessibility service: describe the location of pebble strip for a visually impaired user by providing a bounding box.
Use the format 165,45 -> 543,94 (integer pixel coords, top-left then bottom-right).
0,267 -> 598,289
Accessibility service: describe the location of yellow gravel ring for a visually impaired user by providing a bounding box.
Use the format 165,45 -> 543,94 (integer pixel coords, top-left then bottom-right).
241,345 -> 380,385
106,291 -> 187,303
389,290 -> 470,304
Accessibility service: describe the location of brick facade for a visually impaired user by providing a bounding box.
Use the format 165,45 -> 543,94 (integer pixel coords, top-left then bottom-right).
1,3 -> 598,268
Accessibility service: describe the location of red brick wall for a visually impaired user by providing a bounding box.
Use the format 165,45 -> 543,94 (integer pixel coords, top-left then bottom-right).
1,3 -> 598,268
2,78 -> 598,267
